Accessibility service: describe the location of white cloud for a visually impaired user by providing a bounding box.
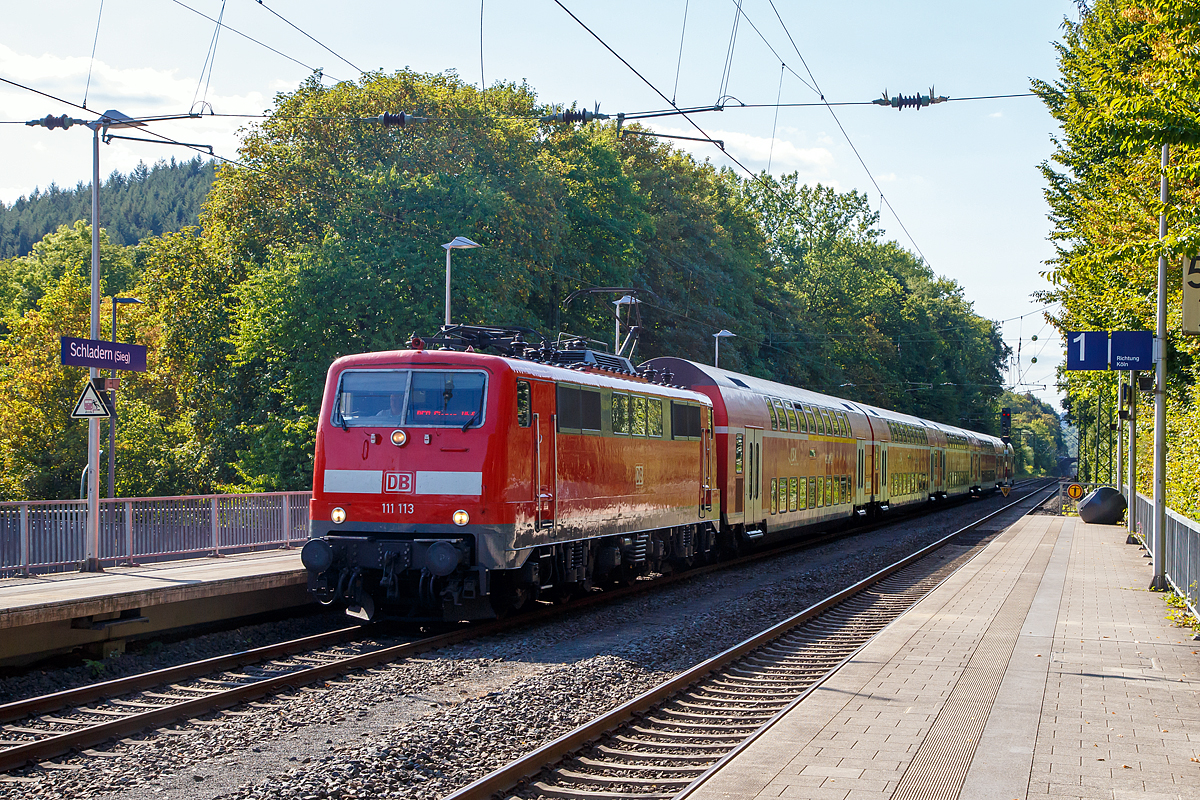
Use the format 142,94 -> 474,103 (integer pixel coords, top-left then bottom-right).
0,44 -> 274,202
876,172 -> 897,182
990,111 -> 1003,118
651,125 -> 836,184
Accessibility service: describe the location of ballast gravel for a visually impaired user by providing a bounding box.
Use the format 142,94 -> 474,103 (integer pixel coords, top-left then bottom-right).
0,490 -> 1036,800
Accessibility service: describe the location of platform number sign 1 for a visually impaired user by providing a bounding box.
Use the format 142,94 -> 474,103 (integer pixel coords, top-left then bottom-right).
1185,255 -> 1200,336
1066,331 -> 1109,371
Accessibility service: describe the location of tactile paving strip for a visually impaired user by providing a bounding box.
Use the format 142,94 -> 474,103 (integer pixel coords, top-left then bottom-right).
890,524 -> 1061,800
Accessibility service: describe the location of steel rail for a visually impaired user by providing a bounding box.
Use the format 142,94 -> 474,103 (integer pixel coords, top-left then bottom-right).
0,480 -> 1047,774
443,480 -> 1057,800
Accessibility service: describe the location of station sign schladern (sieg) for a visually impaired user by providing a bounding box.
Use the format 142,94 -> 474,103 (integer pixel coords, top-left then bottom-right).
60,336 -> 147,372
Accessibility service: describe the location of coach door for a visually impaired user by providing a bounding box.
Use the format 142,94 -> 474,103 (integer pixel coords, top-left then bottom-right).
879,444 -> 889,505
700,409 -> 713,517
856,440 -> 866,507
743,427 -> 763,526
530,380 -> 556,530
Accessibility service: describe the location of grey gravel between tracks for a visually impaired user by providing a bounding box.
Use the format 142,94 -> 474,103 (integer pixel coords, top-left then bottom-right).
0,488 -> 1047,800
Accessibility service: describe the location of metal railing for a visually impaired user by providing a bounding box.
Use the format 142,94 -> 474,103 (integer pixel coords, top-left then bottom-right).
1135,492 -> 1200,620
0,492 -> 311,577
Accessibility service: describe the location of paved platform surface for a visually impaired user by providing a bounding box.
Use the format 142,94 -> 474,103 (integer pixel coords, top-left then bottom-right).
688,514 -> 1200,800
0,551 -> 308,663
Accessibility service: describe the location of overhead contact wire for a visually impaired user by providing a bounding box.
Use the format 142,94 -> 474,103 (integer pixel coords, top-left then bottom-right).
169,0 -> 340,82
82,0 -> 105,110
768,0 -> 926,268
253,0 -> 364,74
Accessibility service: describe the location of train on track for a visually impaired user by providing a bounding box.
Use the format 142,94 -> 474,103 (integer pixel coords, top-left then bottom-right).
301,325 -> 1013,621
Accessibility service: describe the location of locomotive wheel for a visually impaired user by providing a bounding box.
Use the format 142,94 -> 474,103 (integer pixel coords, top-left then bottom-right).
490,573 -> 536,617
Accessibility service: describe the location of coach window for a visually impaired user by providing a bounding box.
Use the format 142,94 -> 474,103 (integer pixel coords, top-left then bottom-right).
766,397 -> 778,430
735,434 -> 744,474
770,478 -> 778,514
789,477 -> 798,512
785,403 -> 798,432
516,380 -> 532,427
612,393 -> 629,434
820,409 -> 832,436
632,396 -> 648,436
647,398 -> 663,437
804,406 -> 816,433
799,477 -> 808,509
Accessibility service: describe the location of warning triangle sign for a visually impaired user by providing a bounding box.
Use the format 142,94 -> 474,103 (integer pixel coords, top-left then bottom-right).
1001,485 -> 1011,497
71,382 -> 111,418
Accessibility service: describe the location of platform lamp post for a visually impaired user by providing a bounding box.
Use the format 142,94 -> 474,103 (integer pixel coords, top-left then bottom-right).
107,297 -> 142,501
441,237 -> 482,326
713,330 -> 736,368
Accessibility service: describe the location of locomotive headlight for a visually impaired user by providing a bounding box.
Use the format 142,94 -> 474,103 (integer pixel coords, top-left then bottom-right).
331,507 -> 347,524
452,509 -> 470,527
390,429 -> 407,446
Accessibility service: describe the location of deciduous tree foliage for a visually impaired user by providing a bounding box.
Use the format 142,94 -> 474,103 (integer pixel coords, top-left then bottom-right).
1035,0 -> 1200,516
0,70 -> 1010,499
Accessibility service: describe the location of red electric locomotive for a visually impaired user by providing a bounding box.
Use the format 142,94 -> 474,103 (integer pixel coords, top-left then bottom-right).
301,327 -> 720,621
302,326 -> 1013,621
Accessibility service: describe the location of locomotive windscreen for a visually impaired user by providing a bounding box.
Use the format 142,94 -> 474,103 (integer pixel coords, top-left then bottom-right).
406,371 -> 486,425
334,369 -> 487,427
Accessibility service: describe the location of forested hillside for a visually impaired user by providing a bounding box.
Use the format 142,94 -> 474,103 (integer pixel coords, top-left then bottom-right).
1034,0 -> 1200,518
0,157 -> 215,258
0,71 -> 1011,500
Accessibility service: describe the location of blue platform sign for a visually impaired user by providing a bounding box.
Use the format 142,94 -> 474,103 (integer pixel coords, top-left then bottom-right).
1066,331 -> 1109,371
1110,331 -> 1153,370
60,336 -> 147,372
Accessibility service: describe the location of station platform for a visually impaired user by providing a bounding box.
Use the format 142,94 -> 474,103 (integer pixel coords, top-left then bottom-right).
687,514 -> 1200,800
0,550 -> 309,665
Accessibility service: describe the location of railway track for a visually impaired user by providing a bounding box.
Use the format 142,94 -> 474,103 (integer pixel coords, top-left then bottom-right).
445,480 -> 1058,800
0,480 -> 1051,775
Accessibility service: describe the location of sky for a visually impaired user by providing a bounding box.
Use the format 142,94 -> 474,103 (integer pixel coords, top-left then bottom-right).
0,0 -> 1078,408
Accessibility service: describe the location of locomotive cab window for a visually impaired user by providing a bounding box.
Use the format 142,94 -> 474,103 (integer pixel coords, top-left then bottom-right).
335,369 -> 410,426
407,371 -> 487,427
335,369 -> 489,428
516,380 -> 532,427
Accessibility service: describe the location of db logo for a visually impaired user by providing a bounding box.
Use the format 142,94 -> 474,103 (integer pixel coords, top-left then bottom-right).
385,472 -> 414,493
